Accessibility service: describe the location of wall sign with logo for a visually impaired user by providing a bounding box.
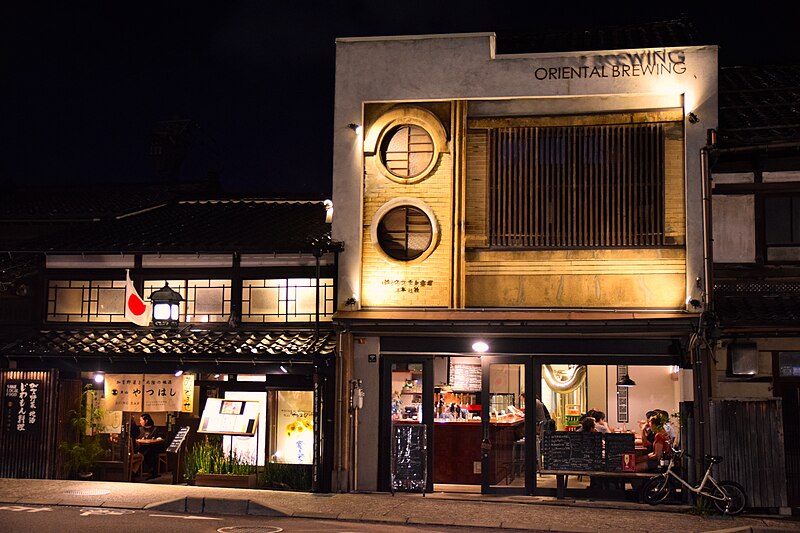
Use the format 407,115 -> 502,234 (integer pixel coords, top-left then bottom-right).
104,373 -> 194,412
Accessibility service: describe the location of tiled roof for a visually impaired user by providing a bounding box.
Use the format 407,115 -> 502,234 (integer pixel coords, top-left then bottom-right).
0,182 -> 215,221
4,199 -> 338,254
714,281 -> 800,327
2,328 -> 336,358
498,18 -> 699,55
718,65 -> 800,146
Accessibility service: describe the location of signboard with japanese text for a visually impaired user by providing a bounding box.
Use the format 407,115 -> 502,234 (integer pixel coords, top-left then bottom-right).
104,374 -> 144,411
4,380 -> 41,435
104,374 -> 194,412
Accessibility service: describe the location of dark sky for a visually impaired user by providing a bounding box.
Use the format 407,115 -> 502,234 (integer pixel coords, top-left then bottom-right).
2,3 -> 796,196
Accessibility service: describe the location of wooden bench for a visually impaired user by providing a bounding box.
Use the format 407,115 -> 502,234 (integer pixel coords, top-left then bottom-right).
539,469 -> 655,500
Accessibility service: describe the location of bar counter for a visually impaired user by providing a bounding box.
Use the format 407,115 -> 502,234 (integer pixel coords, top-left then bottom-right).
433,418 -> 523,485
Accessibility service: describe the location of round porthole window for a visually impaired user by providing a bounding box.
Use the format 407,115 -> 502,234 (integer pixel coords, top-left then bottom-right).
376,205 -> 434,261
379,124 -> 435,181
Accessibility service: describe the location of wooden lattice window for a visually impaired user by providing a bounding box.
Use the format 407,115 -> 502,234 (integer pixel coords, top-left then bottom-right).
380,125 -> 434,179
488,123 -> 667,248
376,205 -> 433,261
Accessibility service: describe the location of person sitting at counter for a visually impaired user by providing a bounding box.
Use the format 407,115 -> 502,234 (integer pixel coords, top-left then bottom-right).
635,413 -> 672,472
577,417 -> 597,432
592,410 -> 610,433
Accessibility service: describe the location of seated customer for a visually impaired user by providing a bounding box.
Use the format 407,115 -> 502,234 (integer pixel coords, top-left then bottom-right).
135,413 -> 165,480
592,410 -> 610,433
577,416 -> 597,432
635,413 -> 672,472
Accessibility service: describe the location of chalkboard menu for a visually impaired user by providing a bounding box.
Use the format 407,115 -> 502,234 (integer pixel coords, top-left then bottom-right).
449,362 -> 481,392
166,426 -> 191,453
603,433 -> 635,472
543,431 -> 603,471
391,424 -> 427,492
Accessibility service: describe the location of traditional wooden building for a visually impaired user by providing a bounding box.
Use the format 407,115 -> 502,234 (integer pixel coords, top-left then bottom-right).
331,23 -> 715,498
0,188 -> 341,491
709,64 -> 800,510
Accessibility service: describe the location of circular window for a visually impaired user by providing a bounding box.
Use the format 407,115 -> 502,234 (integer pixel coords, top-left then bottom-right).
376,205 -> 434,261
379,124 -> 434,180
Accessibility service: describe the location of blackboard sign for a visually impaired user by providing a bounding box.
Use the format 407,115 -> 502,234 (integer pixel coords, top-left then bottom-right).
543,431 -> 603,471
603,433 -> 635,472
166,426 -> 190,453
391,424 -> 427,492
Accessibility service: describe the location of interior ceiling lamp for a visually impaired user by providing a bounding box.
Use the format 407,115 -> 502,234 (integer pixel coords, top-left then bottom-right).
150,282 -> 183,328
617,373 -> 637,387
472,341 -> 489,353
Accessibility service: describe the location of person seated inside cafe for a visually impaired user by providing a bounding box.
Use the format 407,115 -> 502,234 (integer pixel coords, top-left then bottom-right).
635,413 -> 672,471
591,410 -> 610,433
577,416 -> 597,432
135,413 -> 165,480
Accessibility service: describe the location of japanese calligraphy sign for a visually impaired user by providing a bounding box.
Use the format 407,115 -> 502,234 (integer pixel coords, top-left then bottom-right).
4,380 -> 41,434
142,374 -> 184,412
104,374 -> 144,412
181,373 -> 194,413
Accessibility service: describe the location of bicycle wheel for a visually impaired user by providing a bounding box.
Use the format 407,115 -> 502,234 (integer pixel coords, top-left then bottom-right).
709,481 -> 747,515
643,475 -> 671,504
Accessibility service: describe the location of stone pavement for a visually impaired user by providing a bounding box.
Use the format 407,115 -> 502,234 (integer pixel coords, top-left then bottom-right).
0,478 -> 797,532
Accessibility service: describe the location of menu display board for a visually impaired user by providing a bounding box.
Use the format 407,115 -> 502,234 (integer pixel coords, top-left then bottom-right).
542,431 -> 603,471
391,424 -> 427,492
4,380 -> 41,435
449,362 -> 481,392
603,433 -> 635,472
166,426 -> 191,453
198,398 -> 259,436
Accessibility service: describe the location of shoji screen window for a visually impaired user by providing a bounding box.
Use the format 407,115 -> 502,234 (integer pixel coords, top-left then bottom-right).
242,278 -> 334,323
47,280 -> 127,323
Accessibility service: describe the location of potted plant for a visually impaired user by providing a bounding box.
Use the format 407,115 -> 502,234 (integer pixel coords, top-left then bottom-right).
58,384 -> 106,479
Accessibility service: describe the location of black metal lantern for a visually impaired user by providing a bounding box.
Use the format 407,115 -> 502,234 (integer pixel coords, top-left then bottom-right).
149,282 -> 183,328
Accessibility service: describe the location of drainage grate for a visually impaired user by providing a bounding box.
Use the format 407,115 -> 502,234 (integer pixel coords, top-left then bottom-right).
63,488 -> 111,496
217,526 -> 283,533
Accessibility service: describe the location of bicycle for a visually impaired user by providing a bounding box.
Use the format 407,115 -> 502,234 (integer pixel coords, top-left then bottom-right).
642,446 -> 747,515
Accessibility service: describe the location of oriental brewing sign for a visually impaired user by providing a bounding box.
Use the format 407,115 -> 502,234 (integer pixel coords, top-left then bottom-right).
533,49 -> 687,81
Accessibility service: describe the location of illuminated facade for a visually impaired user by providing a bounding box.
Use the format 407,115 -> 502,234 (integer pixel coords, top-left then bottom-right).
332,33 -> 718,496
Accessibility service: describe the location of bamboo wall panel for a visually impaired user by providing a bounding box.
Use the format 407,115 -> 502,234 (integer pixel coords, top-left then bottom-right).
0,370 -> 59,478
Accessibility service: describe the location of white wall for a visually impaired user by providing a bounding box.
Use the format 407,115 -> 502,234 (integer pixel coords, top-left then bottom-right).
605,366 -> 681,431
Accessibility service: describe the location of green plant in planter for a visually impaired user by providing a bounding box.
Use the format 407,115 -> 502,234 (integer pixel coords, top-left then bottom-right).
184,436 -> 256,480
58,384 -> 106,479
258,463 -> 311,491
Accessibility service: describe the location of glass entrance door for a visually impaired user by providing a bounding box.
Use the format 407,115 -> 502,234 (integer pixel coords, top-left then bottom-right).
482,357 -> 531,494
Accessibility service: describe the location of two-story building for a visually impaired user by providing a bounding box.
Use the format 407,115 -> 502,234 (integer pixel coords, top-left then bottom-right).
331,30 -> 715,497
0,189 -> 341,491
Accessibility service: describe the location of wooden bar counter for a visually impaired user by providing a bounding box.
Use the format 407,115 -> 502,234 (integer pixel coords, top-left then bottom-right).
433,418 -> 523,485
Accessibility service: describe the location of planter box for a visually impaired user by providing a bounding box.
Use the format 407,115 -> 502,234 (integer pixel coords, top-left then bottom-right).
195,473 -> 257,489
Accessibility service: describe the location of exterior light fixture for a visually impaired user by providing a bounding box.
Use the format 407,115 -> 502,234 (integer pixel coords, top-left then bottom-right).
149,282 -> 183,328
686,296 -> 702,309
174,369 -> 184,377
348,123 -> 363,135
472,341 -> 489,353
617,374 -> 637,387
345,296 -> 357,307
686,112 -> 699,124
93,372 -> 105,384
280,365 -> 288,374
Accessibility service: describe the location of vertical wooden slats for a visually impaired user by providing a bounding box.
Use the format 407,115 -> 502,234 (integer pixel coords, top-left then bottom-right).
708,399 -> 788,508
487,123 -> 666,248
0,370 -> 59,479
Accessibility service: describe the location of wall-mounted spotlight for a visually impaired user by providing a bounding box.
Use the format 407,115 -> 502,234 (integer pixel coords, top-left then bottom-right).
348,123 -> 363,135
472,341 -> 489,353
174,369 -> 184,377
685,296 -> 702,309
93,372 -> 105,384
686,112 -> 699,124
345,296 -> 358,307
280,365 -> 288,374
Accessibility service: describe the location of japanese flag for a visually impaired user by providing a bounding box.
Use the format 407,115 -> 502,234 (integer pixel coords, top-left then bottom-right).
125,271 -> 151,326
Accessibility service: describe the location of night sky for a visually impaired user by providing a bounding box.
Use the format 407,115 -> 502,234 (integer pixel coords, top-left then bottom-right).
2,3 -> 796,196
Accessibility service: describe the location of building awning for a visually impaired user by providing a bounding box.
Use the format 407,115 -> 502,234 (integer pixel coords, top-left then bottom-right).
1,328 -> 337,360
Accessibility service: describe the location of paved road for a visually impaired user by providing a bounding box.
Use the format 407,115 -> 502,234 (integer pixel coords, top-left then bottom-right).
0,504 -> 524,533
